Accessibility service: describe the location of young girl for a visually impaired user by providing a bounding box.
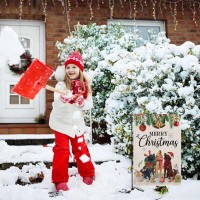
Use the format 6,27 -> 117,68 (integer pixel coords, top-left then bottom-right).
49,51 -> 95,192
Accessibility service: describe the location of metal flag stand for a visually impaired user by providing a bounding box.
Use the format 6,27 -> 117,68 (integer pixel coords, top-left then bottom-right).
119,116 -> 144,193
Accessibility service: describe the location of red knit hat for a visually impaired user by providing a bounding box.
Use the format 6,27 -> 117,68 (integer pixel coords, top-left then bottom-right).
64,51 -> 84,72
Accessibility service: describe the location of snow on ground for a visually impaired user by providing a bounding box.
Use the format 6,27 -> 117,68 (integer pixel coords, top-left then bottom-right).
0,140 -> 199,200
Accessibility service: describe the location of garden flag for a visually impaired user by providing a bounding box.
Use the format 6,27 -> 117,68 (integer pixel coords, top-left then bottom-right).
133,113 -> 181,186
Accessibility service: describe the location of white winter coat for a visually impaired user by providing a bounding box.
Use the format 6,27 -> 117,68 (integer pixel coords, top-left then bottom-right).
49,81 -> 93,138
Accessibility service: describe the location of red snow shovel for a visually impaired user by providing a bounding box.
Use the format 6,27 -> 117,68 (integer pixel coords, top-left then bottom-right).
12,58 -> 66,100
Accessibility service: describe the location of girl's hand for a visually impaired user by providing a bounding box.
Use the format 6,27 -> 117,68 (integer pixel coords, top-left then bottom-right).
75,94 -> 84,107
60,91 -> 74,103
60,94 -> 73,103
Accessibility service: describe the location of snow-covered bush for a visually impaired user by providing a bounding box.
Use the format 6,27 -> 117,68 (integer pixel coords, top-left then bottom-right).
56,23 -> 143,134
105,34 -> 200,178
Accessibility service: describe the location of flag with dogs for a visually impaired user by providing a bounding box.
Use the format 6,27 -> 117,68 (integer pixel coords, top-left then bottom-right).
132,113 -> 181,186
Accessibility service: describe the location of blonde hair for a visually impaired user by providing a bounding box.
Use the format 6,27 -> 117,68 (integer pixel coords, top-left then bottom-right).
156,150 -> 163,157
65,70 -> 92,96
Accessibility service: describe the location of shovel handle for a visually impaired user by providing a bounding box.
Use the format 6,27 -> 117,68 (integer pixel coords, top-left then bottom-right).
45,85 -> 67,95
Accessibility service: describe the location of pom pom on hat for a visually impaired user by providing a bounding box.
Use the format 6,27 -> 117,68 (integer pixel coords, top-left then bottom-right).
64,51 -> 84,72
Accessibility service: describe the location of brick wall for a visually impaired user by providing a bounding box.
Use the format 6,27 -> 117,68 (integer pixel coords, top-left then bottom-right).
0,0 -> 200,122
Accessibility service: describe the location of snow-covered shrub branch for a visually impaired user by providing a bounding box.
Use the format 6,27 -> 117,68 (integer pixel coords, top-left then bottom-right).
105,35 -> 200,177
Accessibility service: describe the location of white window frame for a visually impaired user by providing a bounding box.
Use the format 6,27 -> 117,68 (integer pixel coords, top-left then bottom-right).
108,19 -> 165,41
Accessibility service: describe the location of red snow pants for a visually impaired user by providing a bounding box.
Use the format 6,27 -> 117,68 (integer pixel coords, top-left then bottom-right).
52,130 -> 95,184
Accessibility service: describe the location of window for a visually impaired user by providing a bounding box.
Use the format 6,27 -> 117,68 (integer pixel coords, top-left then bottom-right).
7,37 -> 32,108
6,83 -> 33,109
108,19 -> 165,42
9,85 -> 30,105
19,37 -> 30,49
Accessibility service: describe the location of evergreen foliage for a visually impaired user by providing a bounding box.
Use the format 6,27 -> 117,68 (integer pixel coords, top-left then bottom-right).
105,35 -> 200,178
